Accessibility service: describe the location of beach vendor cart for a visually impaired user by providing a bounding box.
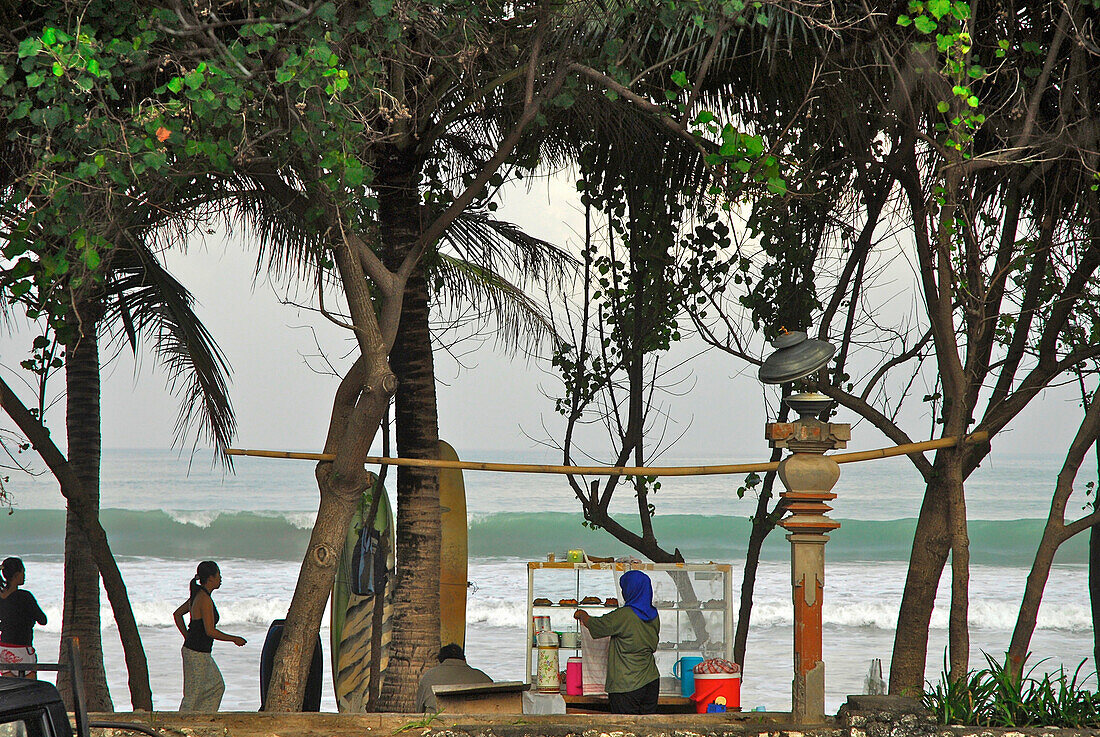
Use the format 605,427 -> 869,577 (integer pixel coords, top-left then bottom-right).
525,559 -> 734,713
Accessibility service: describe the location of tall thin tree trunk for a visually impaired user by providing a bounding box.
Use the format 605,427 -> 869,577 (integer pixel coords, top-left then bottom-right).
944,462 -> 970,681
733,394 -> 790,669
889,468 -> 951,695
733,460 -> 782,668
377,160 -> 442,712
59,317 -> 113,711
1090,434 -> 1100,673
1009,387 -> 1100,674
1091,522 -> 1100,673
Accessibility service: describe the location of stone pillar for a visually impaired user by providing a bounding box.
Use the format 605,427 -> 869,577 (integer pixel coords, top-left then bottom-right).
766,417 -> 850,724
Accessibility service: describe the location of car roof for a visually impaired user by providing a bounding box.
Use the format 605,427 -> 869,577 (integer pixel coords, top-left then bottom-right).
0,677 -> 66,715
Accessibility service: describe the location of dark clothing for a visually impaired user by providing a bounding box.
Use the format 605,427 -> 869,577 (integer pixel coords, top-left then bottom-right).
585,607 -> 659,694
607,678 -> 659,714
415,658 -> 493,711
0,590 -> 47,647
183,597 -> 219,654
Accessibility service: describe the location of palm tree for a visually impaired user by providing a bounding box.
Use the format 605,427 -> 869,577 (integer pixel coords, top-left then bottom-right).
56,224 -> 236,710
0,189 -> 237,710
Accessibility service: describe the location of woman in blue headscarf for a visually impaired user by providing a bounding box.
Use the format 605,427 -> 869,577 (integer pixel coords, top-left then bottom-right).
574,570 -> 660,713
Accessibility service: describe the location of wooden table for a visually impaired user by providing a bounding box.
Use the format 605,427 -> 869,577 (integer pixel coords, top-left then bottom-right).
432,682 -> 529,714
561,694 -> 697,714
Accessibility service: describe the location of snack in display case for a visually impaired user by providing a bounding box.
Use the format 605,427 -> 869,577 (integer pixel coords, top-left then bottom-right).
580,596 -> 602,605
532,597 -> 553,607
604,597 -> 619,607
558,598 -> 578,606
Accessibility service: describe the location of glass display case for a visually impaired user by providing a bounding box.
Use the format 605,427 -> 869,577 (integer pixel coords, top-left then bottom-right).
524,560 -> 734,691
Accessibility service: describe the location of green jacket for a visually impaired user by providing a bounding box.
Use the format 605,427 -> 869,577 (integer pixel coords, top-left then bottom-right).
586,607 -> 659,693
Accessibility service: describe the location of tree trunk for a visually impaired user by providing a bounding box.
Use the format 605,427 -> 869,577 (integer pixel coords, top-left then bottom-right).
1091,522 -> 1100,673
1091,437 -> 1100,674
1009,388 -> 1100,674
889,466 -> 951,695
59,317 -> 113,711
265,357 -> 394,711
377,161 -> 443,712
944,461 -> 970,681
1008,521 -> 1064,675
733,450 -> 785,667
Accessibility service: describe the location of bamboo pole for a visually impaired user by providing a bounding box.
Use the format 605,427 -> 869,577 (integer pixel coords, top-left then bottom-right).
226,431 -> 988,477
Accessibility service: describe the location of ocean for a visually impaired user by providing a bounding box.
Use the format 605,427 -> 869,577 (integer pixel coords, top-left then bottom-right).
1,447 -> 1095,713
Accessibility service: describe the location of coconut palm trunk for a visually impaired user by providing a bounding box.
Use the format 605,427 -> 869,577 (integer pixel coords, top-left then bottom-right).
375,162 -> 443,712
58,313 -> 113,711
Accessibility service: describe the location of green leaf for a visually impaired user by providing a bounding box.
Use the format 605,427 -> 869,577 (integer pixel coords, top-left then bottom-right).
184,69 -> 204,89
913,15 -> 937,32
552,91 -> 575,108
9,99 -> 32,120
927,0 -> 949,18
73,161 -> 99,179
937,100 -> 950,113
897,14 -> 912,25
18,38 -> 39,58
371,0 -> 393,16
25,72 -> 45,88
166,76 -> 183,93
82,248 -> 101,269
966,95 -> 979,107
693,110 -> 715,124
41,28 -> 57,45
671,70 -> 689,87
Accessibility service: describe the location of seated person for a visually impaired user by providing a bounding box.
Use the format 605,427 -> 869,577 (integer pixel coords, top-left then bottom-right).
416,643 -> 493,712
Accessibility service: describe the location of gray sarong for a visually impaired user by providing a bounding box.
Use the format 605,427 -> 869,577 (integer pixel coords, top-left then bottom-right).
179,646 -> 225,712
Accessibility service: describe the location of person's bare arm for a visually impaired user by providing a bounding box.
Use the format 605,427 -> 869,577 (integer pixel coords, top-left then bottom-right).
573,610 -> 591,628
173,601 -> 189,638
198,595 -> 247,646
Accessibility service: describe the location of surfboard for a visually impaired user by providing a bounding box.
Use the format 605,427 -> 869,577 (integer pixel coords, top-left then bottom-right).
438,440 -> 468,649
330,479 -> 395,713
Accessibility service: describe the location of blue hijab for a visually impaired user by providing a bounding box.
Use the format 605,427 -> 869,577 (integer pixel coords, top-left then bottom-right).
620,570 -> 657,622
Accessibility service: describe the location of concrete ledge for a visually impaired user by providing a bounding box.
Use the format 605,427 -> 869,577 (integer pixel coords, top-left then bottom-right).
84,710 -> 1100,737
85,711 -> 808,737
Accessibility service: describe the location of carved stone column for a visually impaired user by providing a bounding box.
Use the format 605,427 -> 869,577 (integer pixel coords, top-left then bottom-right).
767,414 -> 850,723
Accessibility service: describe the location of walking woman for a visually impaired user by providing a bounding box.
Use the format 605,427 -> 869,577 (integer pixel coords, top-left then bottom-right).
574,569 -> 660,714
173,561 -> 246,712
0,557 -> 48,678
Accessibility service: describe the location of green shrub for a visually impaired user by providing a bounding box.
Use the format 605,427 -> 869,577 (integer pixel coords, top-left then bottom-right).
922,652 -> 1100,728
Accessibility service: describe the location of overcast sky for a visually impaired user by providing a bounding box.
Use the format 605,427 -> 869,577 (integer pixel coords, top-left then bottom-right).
0,172 -> 1087,463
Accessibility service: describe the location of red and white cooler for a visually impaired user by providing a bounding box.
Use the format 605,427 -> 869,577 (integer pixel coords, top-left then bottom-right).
690,659 -> 741,713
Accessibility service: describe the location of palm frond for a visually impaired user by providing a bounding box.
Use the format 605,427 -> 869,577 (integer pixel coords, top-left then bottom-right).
432,252 -> 560,353
437,208 -> 578,291
101,238 -> 236,465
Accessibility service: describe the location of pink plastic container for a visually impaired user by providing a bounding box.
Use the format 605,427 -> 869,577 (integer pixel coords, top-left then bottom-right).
566,657 -> 583,695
